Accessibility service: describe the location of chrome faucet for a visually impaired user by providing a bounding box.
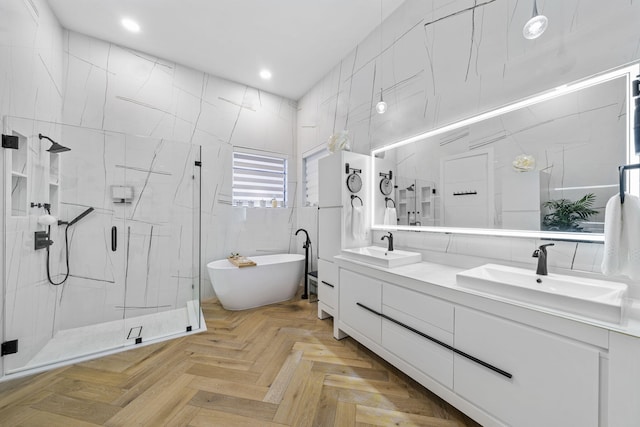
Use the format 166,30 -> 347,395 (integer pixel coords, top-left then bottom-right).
532,243 -> 554,275
381,232 -> 394,252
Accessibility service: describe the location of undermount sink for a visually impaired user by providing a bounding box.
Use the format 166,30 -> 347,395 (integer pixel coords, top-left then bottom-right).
456,264 -> 628,324
341,246 -> 421,268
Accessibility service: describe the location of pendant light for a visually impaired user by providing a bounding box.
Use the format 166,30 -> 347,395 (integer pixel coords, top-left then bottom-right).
523,0 -> 548,40
375,0 -> 387,114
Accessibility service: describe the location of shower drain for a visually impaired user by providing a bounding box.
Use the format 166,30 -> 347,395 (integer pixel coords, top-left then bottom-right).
127,326 -> 142,340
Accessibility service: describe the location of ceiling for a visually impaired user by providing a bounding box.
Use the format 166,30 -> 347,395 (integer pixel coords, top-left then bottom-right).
46,0 -> 405,100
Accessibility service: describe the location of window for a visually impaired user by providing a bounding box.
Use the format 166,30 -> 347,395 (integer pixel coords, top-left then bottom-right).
303,148 -> 330,206
232,150 -> 287,206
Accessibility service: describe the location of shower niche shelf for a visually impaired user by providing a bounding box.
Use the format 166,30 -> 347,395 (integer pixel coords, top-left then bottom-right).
48,152 -> 60,215
8,132 -> 28,217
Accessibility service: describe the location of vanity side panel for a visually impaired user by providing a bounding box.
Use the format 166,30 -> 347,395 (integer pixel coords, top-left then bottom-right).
608,331 -> 640,427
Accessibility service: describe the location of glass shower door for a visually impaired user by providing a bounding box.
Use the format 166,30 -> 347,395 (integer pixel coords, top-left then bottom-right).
119,136 -> 202,341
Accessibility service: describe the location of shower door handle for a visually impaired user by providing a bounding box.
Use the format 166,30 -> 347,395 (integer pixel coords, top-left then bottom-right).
111,226 -> 117,251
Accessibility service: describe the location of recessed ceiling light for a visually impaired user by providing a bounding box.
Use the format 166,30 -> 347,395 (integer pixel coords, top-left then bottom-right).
121,18 -> 140,33
259,69 -> 272,80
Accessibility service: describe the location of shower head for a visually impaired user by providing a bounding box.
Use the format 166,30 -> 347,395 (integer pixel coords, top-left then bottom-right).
39,133 -> 70,153
67,207 -> 94,226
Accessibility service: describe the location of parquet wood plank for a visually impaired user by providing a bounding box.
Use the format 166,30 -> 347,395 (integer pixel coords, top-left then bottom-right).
20,409 -> 103,426
288,370 -> 326,427
272,359 -> 314,424
311,361 -> 389,381
31,393 -> 121,424
104,373 -> 196,426
188,375 -> 269,401
311,383 -> 339,427
163,404 -> 200,427
111,348 -> 193,407
325,374 -> 411,398
262,349 -> 303,404
45,377 -> 125,404
356,404 -> 464,427
189,390 -> 279,421
188,407 -> 289,427
335,400 -> 357,427
186,362 -> 261,384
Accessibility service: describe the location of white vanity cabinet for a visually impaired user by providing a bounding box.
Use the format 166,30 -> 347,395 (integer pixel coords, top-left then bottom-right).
339,269 -> 382,344
335,261 -> 610,427
453,307 -> 600,427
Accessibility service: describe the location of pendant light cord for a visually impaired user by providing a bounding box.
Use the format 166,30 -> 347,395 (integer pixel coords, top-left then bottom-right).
379,0 -> 383,97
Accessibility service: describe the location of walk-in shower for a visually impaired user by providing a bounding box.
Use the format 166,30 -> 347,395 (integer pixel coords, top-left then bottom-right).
0,116 -> 203,379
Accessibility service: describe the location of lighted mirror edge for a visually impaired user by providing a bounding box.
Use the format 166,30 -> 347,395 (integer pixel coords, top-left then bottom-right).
370,224 -> 604,243
369,61 -> 640,243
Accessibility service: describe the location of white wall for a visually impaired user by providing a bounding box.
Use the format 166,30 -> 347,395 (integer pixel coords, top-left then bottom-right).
297,0 -> 640,287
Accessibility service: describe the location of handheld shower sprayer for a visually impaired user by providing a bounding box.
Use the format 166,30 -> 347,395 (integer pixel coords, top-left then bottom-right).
60,207 -> 95,226
45,206 -> 95,286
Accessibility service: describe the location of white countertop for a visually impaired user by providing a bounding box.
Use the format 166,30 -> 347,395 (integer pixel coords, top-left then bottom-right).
334,255 -> 640,342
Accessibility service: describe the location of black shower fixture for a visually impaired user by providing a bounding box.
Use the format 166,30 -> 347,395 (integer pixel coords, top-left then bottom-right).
38,133 -> 70,153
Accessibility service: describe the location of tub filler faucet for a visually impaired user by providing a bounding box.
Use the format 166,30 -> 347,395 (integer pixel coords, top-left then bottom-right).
381,232 -> 394,252
532,243 -> 554,276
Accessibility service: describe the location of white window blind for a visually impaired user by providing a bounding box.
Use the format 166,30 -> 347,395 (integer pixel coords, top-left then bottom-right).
304,148 -> 330,206
233,151 -> 287,205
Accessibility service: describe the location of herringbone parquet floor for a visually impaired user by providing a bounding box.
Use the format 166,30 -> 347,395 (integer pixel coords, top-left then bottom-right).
0,294 -> 481,426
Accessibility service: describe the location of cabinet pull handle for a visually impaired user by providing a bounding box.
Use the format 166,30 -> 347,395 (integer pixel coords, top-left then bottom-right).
111,226 -> 117,251
355,302 -> 512,379
321,281 -> 334,288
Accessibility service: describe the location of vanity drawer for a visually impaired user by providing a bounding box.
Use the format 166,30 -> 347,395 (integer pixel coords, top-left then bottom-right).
381,306 -> 454,388
318,259 -> 338,309
383,283 -> 454,333
454,307 -> 599,427
340,269 -> 382,344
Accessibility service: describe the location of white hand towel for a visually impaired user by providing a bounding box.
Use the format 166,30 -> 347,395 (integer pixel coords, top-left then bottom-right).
602,193 -> 640,280
383,207 -> 397,226
351,205 -> 365,241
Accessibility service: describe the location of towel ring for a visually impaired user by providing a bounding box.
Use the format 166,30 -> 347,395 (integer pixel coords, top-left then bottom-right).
385,197 -> 396,208
350,195 -> 363,207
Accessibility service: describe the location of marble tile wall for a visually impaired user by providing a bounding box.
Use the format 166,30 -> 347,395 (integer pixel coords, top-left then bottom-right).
62,31 -> 299,304
0,0 -> 65,371
297,0 -> 640,288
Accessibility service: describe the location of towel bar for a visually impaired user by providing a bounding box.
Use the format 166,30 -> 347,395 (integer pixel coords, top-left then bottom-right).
619,163 -> 640,204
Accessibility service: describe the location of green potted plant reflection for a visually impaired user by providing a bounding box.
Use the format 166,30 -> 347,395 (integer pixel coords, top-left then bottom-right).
542,193 -> 598,232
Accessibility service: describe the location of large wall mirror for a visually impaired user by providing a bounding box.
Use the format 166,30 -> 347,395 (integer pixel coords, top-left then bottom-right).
371,63 -> 640,242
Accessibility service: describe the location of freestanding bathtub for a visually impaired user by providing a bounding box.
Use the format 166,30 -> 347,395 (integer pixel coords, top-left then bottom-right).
206,254 -> 305,310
